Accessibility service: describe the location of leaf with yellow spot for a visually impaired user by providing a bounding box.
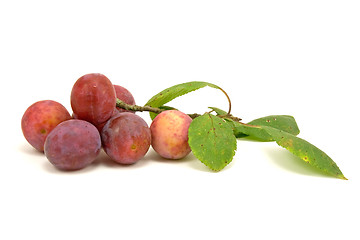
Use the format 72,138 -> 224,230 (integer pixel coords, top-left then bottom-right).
262,126 -> 347,180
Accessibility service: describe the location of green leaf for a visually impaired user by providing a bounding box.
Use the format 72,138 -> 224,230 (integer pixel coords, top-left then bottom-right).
208,107 -> 227,115
145,81 -> 221,119
209,113 -> 275,140
262,126 -> 347,180
248,115 -> 300,136
229,115 -> 300,141
188,113 -> 237,171
207,107 -> 300,140
223,118 -> 346,179
231,121 -> 274,140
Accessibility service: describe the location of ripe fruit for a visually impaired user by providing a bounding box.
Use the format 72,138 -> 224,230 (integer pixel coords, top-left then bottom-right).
70,73 -> 116,126
101,113 -> 151,164
150,110 -> 192,159
44,119 -> 101,171
21,100 -> 71,152
114,85 -> 136,113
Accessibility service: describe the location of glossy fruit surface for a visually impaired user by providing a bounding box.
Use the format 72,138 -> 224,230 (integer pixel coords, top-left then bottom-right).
102,113 -> 151,164
71,73 -> 116,126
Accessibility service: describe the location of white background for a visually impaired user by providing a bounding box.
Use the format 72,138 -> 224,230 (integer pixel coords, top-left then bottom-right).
1,0 -> 359,239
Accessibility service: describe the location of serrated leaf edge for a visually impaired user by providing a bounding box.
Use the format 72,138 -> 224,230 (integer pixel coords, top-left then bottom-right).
145,81 -> 220,107
145,81 -> 221,119
188,114 -> 237,171
262,126 -> 347,180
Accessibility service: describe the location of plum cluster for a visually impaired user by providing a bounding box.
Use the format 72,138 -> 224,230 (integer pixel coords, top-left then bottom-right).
21,73 -> 192,171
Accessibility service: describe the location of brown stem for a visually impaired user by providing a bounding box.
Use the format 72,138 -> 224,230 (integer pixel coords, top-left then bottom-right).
116,99 -> 239,121
116,99 -> 202,119
218,87 -> 232,115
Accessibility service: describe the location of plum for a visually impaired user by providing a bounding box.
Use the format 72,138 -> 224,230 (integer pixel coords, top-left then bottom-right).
114,85 -> 136,113
101,113 -> 151,164
150,110 -> 192,159
21,100 -> 71,152
44,119 -> 101,171
70,73 -> 116,126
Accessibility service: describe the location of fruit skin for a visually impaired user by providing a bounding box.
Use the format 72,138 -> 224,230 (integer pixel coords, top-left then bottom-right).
101,113 -> 151,164
150,110 -> 192,159
94,109 -> 120,133
21,100 -> 71,152
70,73 -> 116,126
73,108 -> 120,133
114,85 -> 136,113
44,119 -> 101,171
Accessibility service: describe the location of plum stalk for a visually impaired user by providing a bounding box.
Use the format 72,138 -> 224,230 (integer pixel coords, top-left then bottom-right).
116,99 -> 241,122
